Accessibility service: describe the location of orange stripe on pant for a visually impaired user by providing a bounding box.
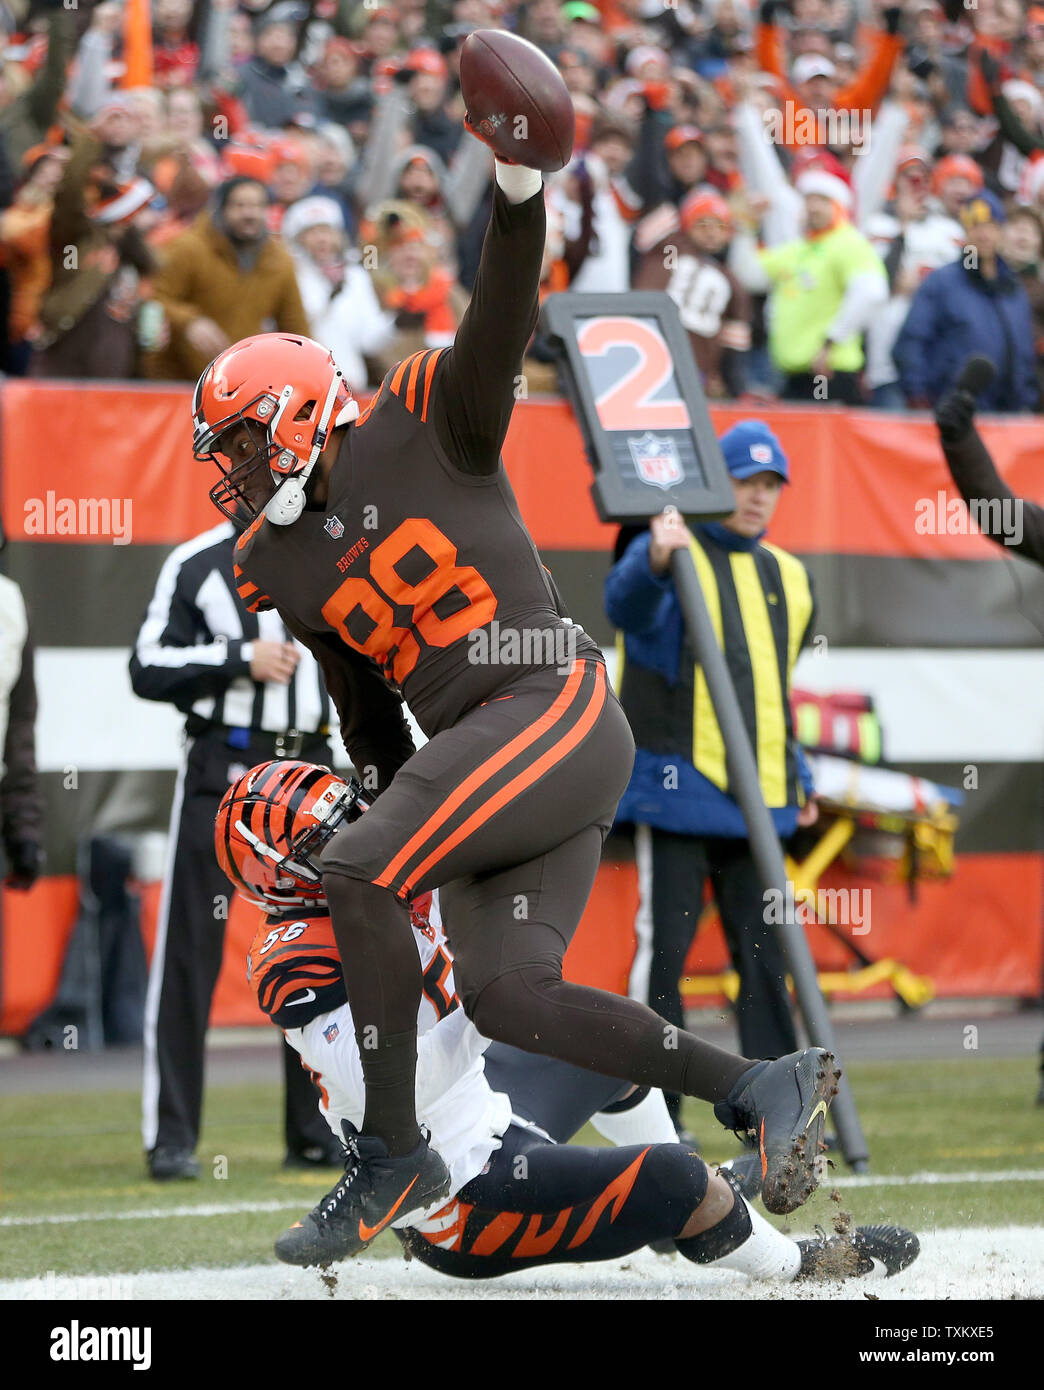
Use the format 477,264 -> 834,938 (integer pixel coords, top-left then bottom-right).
567,1147 -> 649,1249
468,1210 -> 524,1257
374,660 -> 591,891
398,663 -> 608,897
512,1207 -> 574,1258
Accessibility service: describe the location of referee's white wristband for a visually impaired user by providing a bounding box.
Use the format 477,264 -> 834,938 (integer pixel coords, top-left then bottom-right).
495,161 -> 543,204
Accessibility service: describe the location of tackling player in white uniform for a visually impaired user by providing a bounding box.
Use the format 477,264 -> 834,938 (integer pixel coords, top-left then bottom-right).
217,759 -> 919,1282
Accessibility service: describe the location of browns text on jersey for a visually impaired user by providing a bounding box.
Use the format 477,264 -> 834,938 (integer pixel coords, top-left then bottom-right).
233,326 -> 600,738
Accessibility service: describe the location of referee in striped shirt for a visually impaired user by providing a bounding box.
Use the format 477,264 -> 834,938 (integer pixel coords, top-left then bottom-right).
131,521 -> 339,1180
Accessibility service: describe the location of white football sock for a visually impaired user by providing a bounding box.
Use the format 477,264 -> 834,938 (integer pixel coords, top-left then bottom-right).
494,161 -> 543,204
711,1197 -> 802,1281
590,1088 -> 681,1147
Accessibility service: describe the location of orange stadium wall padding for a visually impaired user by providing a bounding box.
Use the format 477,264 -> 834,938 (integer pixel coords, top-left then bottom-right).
562,853 -> 1044,1003
0,879 -> 269,1038
0,382 -> 1042,1034
5,381 -> 1044,559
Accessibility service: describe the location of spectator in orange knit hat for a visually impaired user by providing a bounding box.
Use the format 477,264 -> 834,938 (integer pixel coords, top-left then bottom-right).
267,138 -> 318,229
220,135 -> 277,185
930,153 -> 985,220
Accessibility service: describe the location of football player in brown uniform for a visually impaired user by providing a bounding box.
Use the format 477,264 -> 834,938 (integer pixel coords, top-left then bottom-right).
193,128 -> 840,1259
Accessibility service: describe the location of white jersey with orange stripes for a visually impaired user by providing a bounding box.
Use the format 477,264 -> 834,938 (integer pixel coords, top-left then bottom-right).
282,892 -> 513,1217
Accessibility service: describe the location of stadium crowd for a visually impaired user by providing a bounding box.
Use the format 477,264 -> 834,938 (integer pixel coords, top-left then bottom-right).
2,0 -> 1044,408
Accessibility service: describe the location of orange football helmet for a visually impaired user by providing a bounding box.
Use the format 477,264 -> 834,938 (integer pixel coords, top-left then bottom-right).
215,760 -> 368,910
193,332 -> 358,526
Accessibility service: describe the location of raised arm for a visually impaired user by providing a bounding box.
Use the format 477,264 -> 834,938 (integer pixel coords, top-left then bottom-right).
425,161 -> 546,476
934,394 -> 1044,566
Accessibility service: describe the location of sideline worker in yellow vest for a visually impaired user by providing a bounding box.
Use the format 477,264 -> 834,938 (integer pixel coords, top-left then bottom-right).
605,421 -> 818,1135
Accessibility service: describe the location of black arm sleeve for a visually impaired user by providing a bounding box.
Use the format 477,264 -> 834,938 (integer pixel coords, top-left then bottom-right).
0,627 -> 42,851
278,611 -> 416,796
941,426 -> 1044,566
426,183 -> 545,476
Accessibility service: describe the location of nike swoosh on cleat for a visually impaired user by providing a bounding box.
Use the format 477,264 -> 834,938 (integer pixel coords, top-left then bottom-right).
758,1118 -> 768,1180
357,1175 -> 419,1243
804,1100 -> 828,1130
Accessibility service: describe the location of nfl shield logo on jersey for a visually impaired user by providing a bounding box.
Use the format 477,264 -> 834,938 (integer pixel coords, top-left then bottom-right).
323,516 -> 345,540
323,1022 -> 339,1043
628,433 -> 684,491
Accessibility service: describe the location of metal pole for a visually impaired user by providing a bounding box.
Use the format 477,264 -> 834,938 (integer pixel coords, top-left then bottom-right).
669,544 -> 870,1171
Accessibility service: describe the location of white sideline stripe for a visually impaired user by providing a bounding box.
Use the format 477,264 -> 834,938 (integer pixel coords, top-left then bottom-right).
3,1229 -> 1042,1301
0,1200 -> 304,1228
829,1168 -> 1044,1188
3,1168 -> 1043,1228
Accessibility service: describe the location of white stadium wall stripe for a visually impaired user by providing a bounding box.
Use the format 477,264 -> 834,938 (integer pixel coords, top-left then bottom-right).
33,646 -> 1044,775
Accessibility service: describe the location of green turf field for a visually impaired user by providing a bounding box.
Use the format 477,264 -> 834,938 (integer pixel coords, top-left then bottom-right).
1,1057 -> 1042,1281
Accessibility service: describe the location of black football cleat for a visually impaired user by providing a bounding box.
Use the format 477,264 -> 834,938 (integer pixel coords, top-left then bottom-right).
275,1122 -> 451,1267
714,1048 -> 842,1215
717,1151 -> 764,1201
796,1225 -> 920,1281
147,1147 -> 200,1181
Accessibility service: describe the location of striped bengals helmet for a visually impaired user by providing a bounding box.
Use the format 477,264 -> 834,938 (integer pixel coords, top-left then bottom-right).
215,760 -> 366,910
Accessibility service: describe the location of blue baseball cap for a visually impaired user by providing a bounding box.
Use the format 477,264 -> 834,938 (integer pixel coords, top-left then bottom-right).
960,188 -> 1007,227
717,420 -> 790,483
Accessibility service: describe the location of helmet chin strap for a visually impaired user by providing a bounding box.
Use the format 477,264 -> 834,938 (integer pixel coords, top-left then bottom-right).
263,372 -> 359,526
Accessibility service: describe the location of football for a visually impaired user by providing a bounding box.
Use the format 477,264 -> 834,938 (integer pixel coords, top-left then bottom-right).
459,29 -> 575,173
